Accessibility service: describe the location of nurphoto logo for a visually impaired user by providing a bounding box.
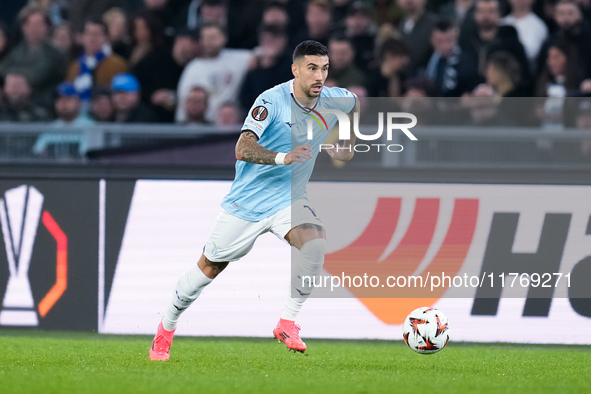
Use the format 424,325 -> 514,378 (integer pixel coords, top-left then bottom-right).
306,109 -> 418,153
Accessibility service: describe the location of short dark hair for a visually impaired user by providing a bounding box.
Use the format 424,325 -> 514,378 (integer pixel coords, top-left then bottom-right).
328,32 -> 352,45
84,18 -> 108,35
379,38 -> 411,60
17,5 -> 51,28
405,76 -> 435,97
258,23 -> 287,38
293,40 -> 329,62
433,19 -> 455,33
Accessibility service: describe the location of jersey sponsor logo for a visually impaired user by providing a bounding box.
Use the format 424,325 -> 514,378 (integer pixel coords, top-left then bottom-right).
247,119 -> 263,131
0,185 -> 68,327
262,99 -> 272,105
251,106 -> 268,121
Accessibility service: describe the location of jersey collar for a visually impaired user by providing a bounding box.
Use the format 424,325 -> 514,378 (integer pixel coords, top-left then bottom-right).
290,79 -> 320,113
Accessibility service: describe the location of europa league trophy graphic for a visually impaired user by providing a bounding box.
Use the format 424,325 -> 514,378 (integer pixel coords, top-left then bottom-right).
0,185 -> 44,326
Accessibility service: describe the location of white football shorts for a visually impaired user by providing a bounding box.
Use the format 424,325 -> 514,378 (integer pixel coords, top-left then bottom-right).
203,199 -> 323,262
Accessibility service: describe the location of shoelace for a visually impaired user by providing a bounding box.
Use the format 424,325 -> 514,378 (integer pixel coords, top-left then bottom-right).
286,324 -> 302,337
154,335 -> 172,351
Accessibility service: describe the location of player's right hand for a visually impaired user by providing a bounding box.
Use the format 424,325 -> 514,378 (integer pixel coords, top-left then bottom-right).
286,145 -> 312,164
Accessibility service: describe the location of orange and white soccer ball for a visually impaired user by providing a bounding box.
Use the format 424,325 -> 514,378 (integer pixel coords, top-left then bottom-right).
402,307 -> 449,354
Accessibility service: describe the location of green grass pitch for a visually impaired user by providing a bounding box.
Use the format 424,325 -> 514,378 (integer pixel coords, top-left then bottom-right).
0,329 -> 589,394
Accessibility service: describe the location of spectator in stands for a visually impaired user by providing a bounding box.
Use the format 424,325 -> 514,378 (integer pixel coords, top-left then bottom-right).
175,23 -> 251,123
461,51 -> 534,126
142,0 -> 177,44
0,72 -> 50,121
401,76 -> 435,124
366,38 -> 412,97
534,40 -> 583,132
139,28 -> 200,110
215,101 -> 241,126
51,23 -> 77,63
398,0 -> 436,73
459,0 -> 531,91
483,51 -> 529,96
261,2 -> 291,49
28,0 -> 66,26
175,0 -> 236,43
32,82 -> 94,158
343,1 -> 377,73
368,0 -> 404,27
0,21 -> 11,63
262,2 -> 290,30
540,0 -> 591,84
292,0 -> 333,48
184,86 -> 209,125
66,19 -> 128,102
89,87 -> 114,122
127,11 -> 165,68
535,39 -> 582,97
239,24 -> 292,111
111,73 -> 159,123
0,5 -> 64,111
200,0 -> 229,26
270,0 -> 307,45
131,14 -> 185,122
438,0 -> 475,26
404,76 -> 436,97
332,0 -> 354,27
68,0 -> 122,33
52,82 -> 91,124
103,7 -> 131,59
503,0 -> 548,67
425,19 -> 479,96
326,34 -> 366,89
172,28 -> 200,67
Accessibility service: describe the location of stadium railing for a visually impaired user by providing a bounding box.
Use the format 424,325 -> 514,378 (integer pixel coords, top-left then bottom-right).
1,122 -> 589,169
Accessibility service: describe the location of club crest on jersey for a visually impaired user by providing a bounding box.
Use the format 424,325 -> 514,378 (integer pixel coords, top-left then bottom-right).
252,106 -> 268,121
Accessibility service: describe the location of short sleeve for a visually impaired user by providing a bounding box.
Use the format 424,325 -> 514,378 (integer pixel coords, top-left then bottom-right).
241,94 -> 277,138
329,87 -> 357,114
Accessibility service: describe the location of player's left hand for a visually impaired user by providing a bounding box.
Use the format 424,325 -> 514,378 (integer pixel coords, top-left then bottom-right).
325,143 -> 354,161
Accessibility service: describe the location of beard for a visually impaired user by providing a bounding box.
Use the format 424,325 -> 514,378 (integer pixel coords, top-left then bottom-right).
304,84 -> 323,97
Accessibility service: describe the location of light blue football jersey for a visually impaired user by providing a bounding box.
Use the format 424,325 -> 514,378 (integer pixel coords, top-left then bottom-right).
221,79 -> 356,221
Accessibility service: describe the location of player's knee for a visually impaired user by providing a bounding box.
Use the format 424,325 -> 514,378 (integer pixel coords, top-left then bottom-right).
202,257 -> 228,278
300,238 -> 326,265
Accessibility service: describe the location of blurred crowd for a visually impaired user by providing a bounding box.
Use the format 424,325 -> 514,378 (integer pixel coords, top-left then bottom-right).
0,0 -> 590,129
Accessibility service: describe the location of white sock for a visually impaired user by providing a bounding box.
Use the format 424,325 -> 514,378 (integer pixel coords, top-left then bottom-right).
281,238 -> 326,321
162,264 -> 212,331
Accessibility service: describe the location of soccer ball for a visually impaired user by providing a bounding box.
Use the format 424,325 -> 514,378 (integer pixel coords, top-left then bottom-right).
402,307 -> 449,354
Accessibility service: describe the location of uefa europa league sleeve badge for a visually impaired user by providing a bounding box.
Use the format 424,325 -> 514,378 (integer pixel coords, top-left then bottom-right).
0,185 -> 44,326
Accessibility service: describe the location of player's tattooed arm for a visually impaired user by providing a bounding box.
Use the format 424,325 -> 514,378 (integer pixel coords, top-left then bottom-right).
235,131 -> 312,165
235,131 -> 279,165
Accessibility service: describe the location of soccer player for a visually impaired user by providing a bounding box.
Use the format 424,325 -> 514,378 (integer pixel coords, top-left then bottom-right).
149,40 -> 358,360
